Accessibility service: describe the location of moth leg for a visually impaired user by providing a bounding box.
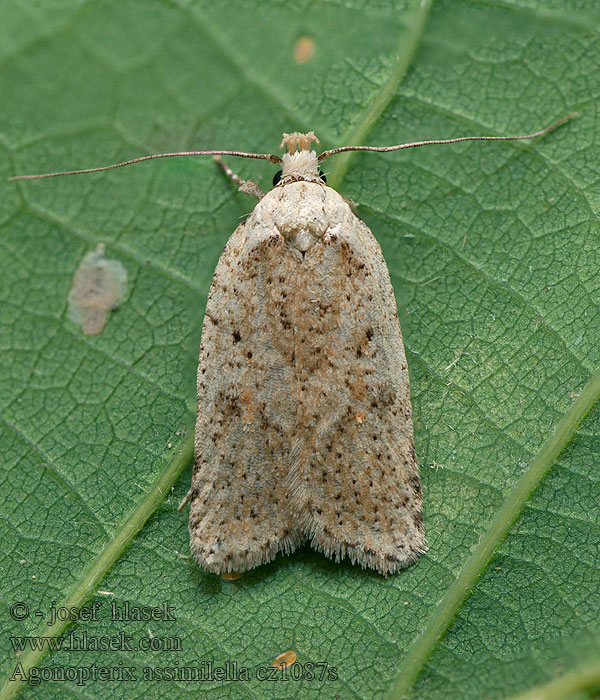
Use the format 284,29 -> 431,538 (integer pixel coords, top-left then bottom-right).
214,156 -> 265,200
177,487 -> 194,512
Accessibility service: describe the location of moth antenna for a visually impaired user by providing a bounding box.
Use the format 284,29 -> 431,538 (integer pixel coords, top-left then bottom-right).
8,149 -> 282,181
317,113 -> 577,161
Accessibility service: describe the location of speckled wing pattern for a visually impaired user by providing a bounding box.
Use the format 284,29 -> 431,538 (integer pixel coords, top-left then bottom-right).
186,219 -> 304,574
185,181 -> 425,575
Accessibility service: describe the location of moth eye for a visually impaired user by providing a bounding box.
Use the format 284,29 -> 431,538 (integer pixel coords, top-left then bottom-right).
319,169 -> 327,183
272,170 -> 283,186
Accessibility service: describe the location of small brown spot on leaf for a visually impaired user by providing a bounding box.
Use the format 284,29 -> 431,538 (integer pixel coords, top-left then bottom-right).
273,649 -> 297,670
293,36 -> 315,64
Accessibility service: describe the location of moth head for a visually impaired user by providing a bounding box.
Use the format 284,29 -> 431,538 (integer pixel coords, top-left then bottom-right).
272,131 -> 327,187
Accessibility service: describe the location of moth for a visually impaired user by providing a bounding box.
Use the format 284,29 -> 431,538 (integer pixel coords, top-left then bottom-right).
183,131 -> 426,577
10,115 -> 573,576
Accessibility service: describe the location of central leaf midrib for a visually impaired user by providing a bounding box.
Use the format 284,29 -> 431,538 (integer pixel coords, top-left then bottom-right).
327,0 -> 435,190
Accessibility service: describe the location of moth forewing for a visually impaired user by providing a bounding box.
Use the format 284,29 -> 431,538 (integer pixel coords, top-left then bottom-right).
281,186 -> 425,574
188,218 -> 304,574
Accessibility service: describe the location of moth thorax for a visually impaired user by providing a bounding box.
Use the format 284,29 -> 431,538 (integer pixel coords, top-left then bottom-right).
278,130 -> 322,185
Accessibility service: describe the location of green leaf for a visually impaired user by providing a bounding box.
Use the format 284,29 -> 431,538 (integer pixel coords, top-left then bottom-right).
1,1 -> 599,699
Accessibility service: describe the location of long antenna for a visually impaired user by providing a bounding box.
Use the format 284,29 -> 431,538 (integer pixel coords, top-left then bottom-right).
8,113 -> 576,181
8,149 -> 281,181
318,114 -> 576,161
